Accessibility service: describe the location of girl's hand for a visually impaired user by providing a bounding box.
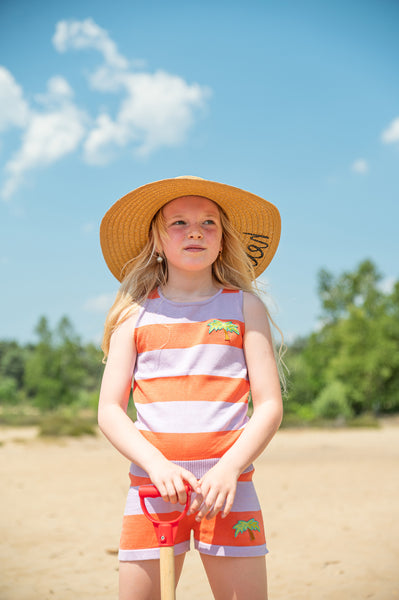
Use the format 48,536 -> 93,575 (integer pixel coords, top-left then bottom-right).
148,458 -> 199,505
188,461 -> 239,521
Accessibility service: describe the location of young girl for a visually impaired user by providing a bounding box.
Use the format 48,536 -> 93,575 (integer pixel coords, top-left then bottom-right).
98,176 -> 283,600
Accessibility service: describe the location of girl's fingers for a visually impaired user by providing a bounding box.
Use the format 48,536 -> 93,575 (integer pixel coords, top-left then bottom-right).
195,489 -> 219,521
181,469 -> 201,498
190,476 -> 237,520
206,493 -> 227,520
187,491 -> 204,515
221,491 -> 235,518
155,468 -> 199,505
163,481 -> 177,504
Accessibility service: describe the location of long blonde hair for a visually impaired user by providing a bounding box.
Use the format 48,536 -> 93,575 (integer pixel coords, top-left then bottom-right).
101,202 -> 286,383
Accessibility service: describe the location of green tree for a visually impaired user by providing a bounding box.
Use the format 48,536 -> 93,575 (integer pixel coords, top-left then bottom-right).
286,260 -> 399,417
24,316 -> 87,410
0,341 -> 26,389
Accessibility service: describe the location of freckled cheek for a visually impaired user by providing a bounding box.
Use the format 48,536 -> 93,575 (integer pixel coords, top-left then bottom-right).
161,233 -> 185,256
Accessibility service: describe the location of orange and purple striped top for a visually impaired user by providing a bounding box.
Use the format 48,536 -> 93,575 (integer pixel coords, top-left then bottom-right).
132,287 -> 250,462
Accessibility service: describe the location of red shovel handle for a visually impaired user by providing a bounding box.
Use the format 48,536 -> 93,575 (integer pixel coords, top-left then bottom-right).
139,484 -> 191,546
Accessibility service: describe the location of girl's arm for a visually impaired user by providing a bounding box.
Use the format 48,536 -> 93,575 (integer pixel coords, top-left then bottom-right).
98,313 -> 198,504
189,291 -> 283,520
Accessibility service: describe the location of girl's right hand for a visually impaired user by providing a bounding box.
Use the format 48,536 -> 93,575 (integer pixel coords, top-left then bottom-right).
148,458 -> 199,505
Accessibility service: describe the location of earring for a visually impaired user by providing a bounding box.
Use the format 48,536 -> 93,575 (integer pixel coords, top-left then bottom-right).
218,249 -> 223,262
156,254 -> 163,263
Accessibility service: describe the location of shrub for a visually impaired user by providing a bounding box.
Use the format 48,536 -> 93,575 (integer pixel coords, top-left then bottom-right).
313,380 -> 353,420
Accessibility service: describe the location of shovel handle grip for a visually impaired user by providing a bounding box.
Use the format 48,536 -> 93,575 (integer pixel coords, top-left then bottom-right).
139,484 -> 191,546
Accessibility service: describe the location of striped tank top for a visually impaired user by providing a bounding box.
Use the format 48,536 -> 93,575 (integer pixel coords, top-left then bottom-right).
132,287 -> 250,463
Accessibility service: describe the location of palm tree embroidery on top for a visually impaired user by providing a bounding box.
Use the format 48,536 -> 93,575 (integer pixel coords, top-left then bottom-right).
208,320 -> 240,341
233,518 -> 260,541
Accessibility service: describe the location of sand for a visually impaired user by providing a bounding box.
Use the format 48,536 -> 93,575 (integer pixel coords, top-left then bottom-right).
1,422 -> 398,600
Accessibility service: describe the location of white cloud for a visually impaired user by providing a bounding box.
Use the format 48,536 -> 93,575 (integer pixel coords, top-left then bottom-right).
381,117 -> 399,144
1,18 -> 211,198
84,69 -> 210,163
53,18 -> 128,70
35,75 -> 74,105
84,293 -> 115,313
0,66 -> 29,132
351,158 -> 369,174
53,18 -> 211,163
83,112 -> 130,165
2,77 -> 87,200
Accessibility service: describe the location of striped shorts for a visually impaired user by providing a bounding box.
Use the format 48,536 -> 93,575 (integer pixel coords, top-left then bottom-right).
119,459 -> 268,561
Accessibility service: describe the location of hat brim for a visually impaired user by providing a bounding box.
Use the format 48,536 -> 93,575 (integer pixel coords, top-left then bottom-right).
100,177 -> 281,281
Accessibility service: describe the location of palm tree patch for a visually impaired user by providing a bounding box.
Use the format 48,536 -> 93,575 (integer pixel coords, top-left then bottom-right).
208,320 -> 240,341
233,518 -> 260,541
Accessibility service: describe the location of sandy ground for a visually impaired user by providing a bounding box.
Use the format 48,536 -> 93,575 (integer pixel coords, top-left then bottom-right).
1,423 -> 399,600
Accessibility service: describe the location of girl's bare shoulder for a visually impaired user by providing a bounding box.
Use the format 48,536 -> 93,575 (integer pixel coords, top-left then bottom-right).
109,305 -> 141,348
242,292 -> 272,333
242,291 -> 268,314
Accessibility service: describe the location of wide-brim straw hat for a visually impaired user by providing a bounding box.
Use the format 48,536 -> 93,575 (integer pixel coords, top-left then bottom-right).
100,176 -> 281,281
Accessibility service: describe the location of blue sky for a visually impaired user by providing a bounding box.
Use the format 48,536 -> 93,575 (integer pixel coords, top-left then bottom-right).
1,0 -> 398,345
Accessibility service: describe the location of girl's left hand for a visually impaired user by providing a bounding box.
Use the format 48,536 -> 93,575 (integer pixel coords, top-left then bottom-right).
188,461 -> 238,521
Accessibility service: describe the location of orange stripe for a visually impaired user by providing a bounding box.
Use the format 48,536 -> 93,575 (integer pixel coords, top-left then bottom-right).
133,375 -> 249,404
121,513 -> 198,550
138,429 -> 243,461
198,510 -> 265,547
129,473 -> 152,487
238,469 -> 254,482
120,514 -> 158,550
120,512 -> 189,550
135,320 -> 244,353
120,509 -> 265,551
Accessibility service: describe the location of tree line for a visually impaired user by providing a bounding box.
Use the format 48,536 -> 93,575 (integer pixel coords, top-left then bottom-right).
284,259 -> 399,422
0,259 -> 398,423
0,316 -> 103,412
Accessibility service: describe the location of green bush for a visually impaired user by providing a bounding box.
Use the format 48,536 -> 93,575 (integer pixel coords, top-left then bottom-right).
313,380 -> 353,420
0,377 -> 19,404
38,409 -> 97,437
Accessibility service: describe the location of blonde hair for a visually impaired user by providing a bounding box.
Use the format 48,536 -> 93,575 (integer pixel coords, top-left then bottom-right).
101,201 -> 286,386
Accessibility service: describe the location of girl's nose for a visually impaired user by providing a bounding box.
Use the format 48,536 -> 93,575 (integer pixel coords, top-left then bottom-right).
187,227 -> 203,239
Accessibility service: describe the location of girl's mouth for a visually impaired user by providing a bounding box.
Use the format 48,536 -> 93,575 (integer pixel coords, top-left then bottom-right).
184,246 -> 205,252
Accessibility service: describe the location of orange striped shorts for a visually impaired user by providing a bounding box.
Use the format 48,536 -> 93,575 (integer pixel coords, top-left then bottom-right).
119,459 -> 268,561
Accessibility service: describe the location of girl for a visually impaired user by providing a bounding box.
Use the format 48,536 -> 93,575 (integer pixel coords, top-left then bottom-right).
98,176 -> 283,600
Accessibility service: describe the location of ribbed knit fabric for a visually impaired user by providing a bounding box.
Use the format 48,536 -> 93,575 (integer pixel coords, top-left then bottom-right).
119,287 -> 268,560
132,287 -> 250,462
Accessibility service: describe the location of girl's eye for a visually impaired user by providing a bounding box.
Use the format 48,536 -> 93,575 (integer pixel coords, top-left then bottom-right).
203,219 -> 215,225
171,220 -> 186,226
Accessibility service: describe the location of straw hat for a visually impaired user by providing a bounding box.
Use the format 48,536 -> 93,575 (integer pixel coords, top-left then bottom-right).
100,176 -> 281,281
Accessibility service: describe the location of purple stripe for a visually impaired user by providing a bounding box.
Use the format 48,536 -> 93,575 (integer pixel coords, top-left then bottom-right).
130,459 -> 254,481
119,540 -> 190,561
136,400 -> 248,433
137,289 -> 244,327
134,344 -> 247,380
195,541 -> 268,557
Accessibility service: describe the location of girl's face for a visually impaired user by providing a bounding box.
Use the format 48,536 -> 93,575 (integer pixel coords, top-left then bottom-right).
161,195 -> 223,275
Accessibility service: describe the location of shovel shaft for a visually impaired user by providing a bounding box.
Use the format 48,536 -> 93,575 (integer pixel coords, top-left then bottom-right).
160,546 -> 175,600
139,484 -> 191,600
